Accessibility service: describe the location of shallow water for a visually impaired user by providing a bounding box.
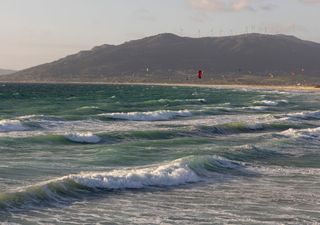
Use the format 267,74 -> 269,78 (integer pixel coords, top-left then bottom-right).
0,83 -> 319,224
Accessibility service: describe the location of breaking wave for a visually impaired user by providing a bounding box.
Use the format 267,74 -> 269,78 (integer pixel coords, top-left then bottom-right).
0,119 -> 27,132
99,110 -> 192,121
197,120 -> 295,135
245,106 -> 269,111
64,132 -> 101,144
286,110 -> 320,120
280,127 -> 320,142
254,100 -> 288,106
0,156 -> 248,210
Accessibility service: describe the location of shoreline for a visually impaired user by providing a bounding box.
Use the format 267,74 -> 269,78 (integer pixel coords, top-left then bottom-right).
1,81 -> 320,91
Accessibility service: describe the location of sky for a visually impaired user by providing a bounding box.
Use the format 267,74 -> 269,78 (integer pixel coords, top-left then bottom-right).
1,0 -> 320,70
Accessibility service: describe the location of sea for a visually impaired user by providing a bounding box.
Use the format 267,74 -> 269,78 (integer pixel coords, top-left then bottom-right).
0,83 -> 319,224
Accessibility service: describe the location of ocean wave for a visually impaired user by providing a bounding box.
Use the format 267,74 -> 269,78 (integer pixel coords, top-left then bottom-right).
16,114 -> 45,120
196,117 -> 300,136
245,106 -> 269,111
280,127 -> 320,141
199,122 -> 268,135
286,110 -> 320,120
64,132 -> 101,144
99,110 -> 192,121
0,156 -> 248,209
0,119 -> 27,132
253,100 -> 288,106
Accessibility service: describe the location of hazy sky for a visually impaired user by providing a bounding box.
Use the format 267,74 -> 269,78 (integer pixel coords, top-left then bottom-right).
1,0 -> 320,70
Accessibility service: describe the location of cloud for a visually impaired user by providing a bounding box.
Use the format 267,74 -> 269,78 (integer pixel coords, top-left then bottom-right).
188,0 -> 276,12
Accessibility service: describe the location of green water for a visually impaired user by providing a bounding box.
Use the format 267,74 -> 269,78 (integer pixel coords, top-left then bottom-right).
0,83 -> 319,224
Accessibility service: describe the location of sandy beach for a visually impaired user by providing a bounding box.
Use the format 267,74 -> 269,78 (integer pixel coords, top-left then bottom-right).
2,81 -> 320,92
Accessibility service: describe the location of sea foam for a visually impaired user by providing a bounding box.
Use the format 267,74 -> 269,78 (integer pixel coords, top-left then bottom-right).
0,119 -> 27,132
0,156 -> 248,209
254,100 -> 288,106
64,132 -> 101,144
100,110 -> 192,121
52,156 -> 245,190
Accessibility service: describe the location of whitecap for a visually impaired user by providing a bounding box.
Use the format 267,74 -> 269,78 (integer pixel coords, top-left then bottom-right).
0,156 -> 250,210
64,132 -> 101,144
0,119 -> 27,132
254,100 -> 278,106
280,127 -> 320,141
246,106 -> 269,111
71,160 -> 199,189
99,110 -> 192,121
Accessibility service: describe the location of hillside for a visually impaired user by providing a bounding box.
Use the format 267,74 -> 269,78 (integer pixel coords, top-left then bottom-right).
1,33 -> 320,85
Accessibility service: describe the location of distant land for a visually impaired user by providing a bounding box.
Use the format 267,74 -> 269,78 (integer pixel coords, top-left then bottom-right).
0,69 -> 16,76
1,33 -> 320,86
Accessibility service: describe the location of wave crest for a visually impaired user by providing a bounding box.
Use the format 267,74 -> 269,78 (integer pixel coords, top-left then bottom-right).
99,110 -> 192,121
253,100 -> 288,106
64,132 -> 101,144
287,110 -> 320,120
0,119 -> 27,132
0,156 -> 248,209
281,127 -> 320,141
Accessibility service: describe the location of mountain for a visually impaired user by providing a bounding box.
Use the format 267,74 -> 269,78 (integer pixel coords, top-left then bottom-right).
1,33 -> 320,85
0,69 -> 16,76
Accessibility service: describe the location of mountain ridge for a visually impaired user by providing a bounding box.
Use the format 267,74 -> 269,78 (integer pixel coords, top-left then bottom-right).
1,33 -> 320,85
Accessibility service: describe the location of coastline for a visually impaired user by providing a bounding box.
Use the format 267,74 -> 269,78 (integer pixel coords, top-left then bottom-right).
1,81 -> 320,92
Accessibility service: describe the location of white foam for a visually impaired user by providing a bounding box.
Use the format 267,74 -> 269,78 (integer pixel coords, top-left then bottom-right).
64,156 -> 246,189
246,106 -> 268,111
260,90 -> 289,94
256,165 -> 320,176
146,99 -> 206,104
254,100 -> 278,106
4,156 -> 247,207
16,114 -> 43,120
64,132 -> 101,144
0,119 -> 27,132
71,162 -> 199,189
100,110 -> 192,121
281,127 -> 320,141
